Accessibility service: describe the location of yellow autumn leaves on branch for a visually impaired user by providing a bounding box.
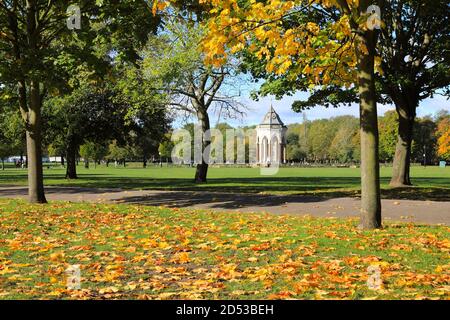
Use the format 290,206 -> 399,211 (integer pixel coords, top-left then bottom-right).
437,117 -> 450,160
153,0 -> 382,89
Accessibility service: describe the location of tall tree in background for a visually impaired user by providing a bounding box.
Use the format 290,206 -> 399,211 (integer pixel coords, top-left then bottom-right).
380,0 -> 449,186
412,116 -> 438,164
183,0 -> 382,228
437,116 -> 450,161
45,87 -> 130,179
142,15 -> 244,183
0,88 -> 26,163
378,110 -> 398,162
248,0 -> 449,187
0,0 -> 161,203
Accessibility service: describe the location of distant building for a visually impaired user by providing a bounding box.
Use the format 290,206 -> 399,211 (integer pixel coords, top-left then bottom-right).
256,106 -> 287,164
5,156 -> 57,163
48,156 -> 63,163
6,156 -> 25,163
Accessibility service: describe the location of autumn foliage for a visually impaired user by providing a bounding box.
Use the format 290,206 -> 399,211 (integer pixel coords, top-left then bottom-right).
153,0 -> 381,86
437,117 -> 450,160
0,200 -> 448,299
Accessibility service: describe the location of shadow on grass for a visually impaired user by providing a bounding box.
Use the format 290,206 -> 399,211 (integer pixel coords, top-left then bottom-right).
116,191 -> 347,209
1,173 -> 449,201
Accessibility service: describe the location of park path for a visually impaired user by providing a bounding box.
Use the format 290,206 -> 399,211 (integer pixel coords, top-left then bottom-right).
0,186 -> 449,225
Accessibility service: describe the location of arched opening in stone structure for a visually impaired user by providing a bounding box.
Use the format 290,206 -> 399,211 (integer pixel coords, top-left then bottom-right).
261,136 -> 269,163
270,136 -> 279,164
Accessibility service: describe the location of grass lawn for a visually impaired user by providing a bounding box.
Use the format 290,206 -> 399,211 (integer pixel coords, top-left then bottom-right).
0,199 -> 448,300
1,164 -> 450,200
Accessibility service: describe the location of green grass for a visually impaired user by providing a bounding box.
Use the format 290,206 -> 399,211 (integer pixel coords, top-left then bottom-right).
0,199 -> 448,300
1,164 -> 449,200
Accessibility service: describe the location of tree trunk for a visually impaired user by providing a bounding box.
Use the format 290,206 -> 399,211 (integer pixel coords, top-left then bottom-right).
390,100 -> 416,187
194,109 -> 210,183
84,159 -> 89,169
66,142 -> 78,179
61,155 -> 65,167
1,159 -> 4,170
356,31 -> 381,229
24,80 -> 47,203
143,155 -> 147,168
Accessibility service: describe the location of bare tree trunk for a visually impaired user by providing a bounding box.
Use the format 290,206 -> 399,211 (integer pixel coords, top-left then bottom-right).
195,108 -> 210,183
11,1 -> 46,203
356,31 -> 381,229
61,155 -> 65,167
66,141 -> 78,179
195,163 -> 209,183
390,101 -> 416,187
25,80 -> 47,203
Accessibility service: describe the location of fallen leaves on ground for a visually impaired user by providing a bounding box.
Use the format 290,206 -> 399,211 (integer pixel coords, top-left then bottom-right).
0,199 -> 448,300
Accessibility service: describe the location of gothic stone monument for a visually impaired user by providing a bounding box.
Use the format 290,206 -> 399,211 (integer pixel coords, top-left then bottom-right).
256,106 -> 287,165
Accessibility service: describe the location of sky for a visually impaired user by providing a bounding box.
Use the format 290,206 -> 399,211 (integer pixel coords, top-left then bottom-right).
173,81 -> 450,128
229,91 -> 450,127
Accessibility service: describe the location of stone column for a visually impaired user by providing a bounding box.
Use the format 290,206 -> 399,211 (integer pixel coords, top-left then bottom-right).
256,142 -> 259,163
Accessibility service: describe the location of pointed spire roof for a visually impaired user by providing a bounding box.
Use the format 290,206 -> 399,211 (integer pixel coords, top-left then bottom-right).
260,105 -> 285,126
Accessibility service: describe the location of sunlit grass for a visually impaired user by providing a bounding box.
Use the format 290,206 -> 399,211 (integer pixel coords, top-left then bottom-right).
1,165 -> 449,200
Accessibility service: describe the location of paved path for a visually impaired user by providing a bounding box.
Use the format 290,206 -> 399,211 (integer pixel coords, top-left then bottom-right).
1,186 -> 449,225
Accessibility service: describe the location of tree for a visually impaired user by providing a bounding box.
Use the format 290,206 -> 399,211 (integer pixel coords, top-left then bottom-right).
412,116 -> 438,165
308,119 -> 337,162
114,65 -> 172,168
0,0 -> 162,203
378,110 -> 398,162
285,132 -> 303,161
329,117 -> 359,163
106,141 -> 132,167
180,0 -> 383,228
286,131 -> 307,162
47,143 -> 65,166
0,124 -> 14,169
79,142 -> 108,169
142,16 -> 244,183
45,87 -> 130,179
381,0 -> 449,186
287,117 -> 310,161
159,134 -> 175,162
0,89 -> 26,168
437,116 -> 450,161
249,0 -> 449,186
